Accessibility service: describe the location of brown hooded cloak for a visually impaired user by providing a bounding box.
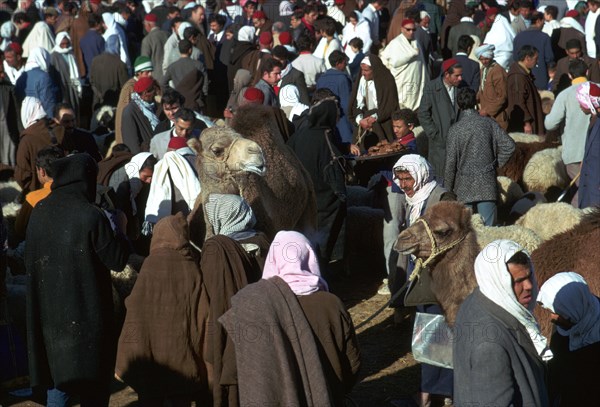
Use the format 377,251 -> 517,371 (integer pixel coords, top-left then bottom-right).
507,62 -> 545,135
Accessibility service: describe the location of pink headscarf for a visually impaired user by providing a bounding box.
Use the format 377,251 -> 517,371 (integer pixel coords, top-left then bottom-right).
262,231 -> 329,296
576,81 -> 600,115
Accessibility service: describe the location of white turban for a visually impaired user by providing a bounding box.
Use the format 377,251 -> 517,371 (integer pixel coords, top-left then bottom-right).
237,26 -> 255,42
475,43 -> 495,59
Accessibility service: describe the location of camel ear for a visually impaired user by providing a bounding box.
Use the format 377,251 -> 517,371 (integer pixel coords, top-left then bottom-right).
188,138 -> 202,155
461,205 -> 472,226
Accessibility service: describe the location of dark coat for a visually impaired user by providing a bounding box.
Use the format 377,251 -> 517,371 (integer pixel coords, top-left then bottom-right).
89,52 -> 129,110
507,62 -> 545,135
455,53 -> 480,92
453,288 -> 549,407
316,68 -> 354,144
579,117 -> 600,209
287,100 -> 346,262
348,54 -> 399,148
551,27 -> 586,61
417,76 -> 460,179
26,153 -> 129,390
553,55 -> 600,94
58,128 -> 102,162
79,29 -> 105,79
447,20 -> 482,56
444,109 -> 516,203
50,52 -> 80,115
121,101 -> 155,154
513,28 -> 554,90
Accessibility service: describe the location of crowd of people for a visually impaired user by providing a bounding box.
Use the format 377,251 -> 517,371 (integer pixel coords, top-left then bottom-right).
0,0 -> 599,405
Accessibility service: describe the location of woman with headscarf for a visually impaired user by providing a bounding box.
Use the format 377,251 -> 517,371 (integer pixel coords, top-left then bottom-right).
342,11 -> 373,56
576,81 -> 600,209
287,98 -> 347,266
0,21 -> 14,51
279,84 -> 309,121
224,68 -> 252,122
115,213 -> 211,406
15,47 -> 60,129
381,154 -> 455,405
538,272 -> 600,406
227,26 -> 260,90
50,32 -> 82,117
219,231 -> 361,407
102,12 -> 131,73
205,193 -> 271,269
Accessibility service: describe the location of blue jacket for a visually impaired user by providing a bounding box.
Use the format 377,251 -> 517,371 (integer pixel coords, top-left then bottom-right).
80,29 -> 105,79
513,28 -> 554,90
579,118 -> 600,209
15,68 -> 59,120
316,68 -> 354,143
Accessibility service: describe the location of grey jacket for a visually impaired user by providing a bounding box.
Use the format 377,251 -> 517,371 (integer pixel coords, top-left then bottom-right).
453,288 -> 549,407
255,79 -> 279,108
444,109 -> 515,203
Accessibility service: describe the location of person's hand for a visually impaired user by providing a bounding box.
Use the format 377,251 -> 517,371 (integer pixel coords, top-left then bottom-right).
350,144 -> 361,156
479,108 -> 488,117
523,122 -> 533,134
359,117 -> 372,130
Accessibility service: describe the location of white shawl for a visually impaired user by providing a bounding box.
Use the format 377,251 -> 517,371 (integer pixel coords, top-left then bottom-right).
483,15 -> 516,70
22,21 -> 55,57
52,32 -> 82,97
559,16 -> 585,34
393,154 -> 438,226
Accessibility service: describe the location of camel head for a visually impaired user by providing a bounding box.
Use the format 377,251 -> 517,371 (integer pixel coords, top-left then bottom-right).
395,201 -> 474,259
191,127 -> 266,193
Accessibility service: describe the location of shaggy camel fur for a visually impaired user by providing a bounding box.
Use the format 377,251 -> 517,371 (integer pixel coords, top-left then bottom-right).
230,105 -> 317,238
516,202 -> 586,241
396,201 -> 600,339
394,201 -> 479,326
498,141 -> 558,185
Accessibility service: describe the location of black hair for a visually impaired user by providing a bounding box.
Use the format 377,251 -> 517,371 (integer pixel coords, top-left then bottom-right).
447,62 -> 462,75
545,5 -> 558,19
271,45 -> 289,60
174,107 -> 195,123
161,88 -> 186,105
457,87 -> 477,110
54,102 -> 74,119
516,45 -> 538,61
141,155 -> 158,171
565,38 -> 583,50
568,58 -> 588,78
392,108 -> 417,125
530,11 -> 544,24
209,14 -> 226,27
328,50 -> 348,67
167,5 -> 180,14
178,38 -> 193,54
304,3 -> 319,14
296,34 -> 314,52
311,88 -> 336,104
457,35 -> 475,53
13,12 -> 29,24
316,16 -> 336,36
183,26 -> 199,40
35,145 -> 65,177
112,143 -> 131,154
348,37 -> 363,50
260,58 -> 283,75
506,251 -> 531,267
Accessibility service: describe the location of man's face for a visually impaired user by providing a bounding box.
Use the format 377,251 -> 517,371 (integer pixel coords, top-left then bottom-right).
421,16 -> 430,28
140,85 -> 156,102
60,37 -> 70,49
589,1 -> 599,12
395,171 -> 416,197
507,262 -> 534,308
393,119 -> 411,139
168,10 -> 180,19
518,7 -> 530,18
163,102 -> 180,122
524,52 -> 539,70
349,15 -> 358,26
4,51 -> 21,68
253,17 -> 265,29
46,15 -> 58,26
264,67 -> 282,86
174,118 -> 193,138
245,3 -> 256,17
290,16 -> 301,28
479,56 -> 493,67
192,7 -> 205,25
273,55 -> 288,69
543,11 -> 552,21
57,108 -> 76,132
210,21 -> 223,34
444,67 -> 463,87
566,47 -> 583,60
361,64 -> 373,80
139,168 -> 153,184
401,23 -> 416,41
137,70 -> 153,79
305,11 -> 318,24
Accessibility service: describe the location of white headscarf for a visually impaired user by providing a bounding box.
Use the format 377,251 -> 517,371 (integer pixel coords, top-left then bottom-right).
393,154 -> 438,226
177,21 -> 192,39
279,85 -> 308,120
25,47 -> 50,72
52,32 -> 81,96
0,21 -> 14,51
125,152 -> 153,215
237,26 -> 255,42
538,272 -> 600,351
475,240 -> 551,360
560,16 -> 585,34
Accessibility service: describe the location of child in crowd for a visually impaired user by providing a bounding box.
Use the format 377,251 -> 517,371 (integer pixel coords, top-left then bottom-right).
392,109 -> 418,152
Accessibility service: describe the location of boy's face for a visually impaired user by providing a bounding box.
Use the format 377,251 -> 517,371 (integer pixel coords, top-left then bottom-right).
350,45 -> 359,53
393,119 -> 412,139
544,11 -> 551,21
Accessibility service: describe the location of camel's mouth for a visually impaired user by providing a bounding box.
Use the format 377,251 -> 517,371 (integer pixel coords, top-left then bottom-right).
396,244 -> 417,255
241,161 -> 266,176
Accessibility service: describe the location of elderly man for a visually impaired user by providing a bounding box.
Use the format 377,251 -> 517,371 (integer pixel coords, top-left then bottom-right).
381,18 -> 426,111
507,45 -> 544,135
121,77 -> 159,153
418,58 -> 462,180
453,240 -> 550,406
476,43 -> 509,130
537,272 -> 600,406
545,59 -> 590,206
3,43 -> 25,85
348,55 -> 399,150
576,81 -> 600,209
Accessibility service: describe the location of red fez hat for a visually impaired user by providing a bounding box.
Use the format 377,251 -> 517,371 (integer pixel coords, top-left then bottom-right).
402,18 -> 415,27
441,58 -> 459,73
259,31 -> 273,45
144,13 -> 158,23
252,10 -> 267,19
278,31 -> 292,45
168,137 -> 189,150
334,0 -> 345,4
243,87 -> 265,104
8,42 -> 22,55
134,77 -> 155,93
485,7 -> 498,17
565,10 -> 579,18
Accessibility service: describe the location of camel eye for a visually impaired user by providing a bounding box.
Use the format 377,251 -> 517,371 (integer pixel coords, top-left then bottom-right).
434,229 -> 451,237
211,146 -> 224,157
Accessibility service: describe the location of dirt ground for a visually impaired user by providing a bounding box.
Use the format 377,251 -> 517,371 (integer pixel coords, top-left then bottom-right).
1,265 -> 422,407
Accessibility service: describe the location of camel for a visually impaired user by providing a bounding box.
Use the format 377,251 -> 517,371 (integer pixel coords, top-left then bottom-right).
190,105 -> 317,242
394,201 -> 480,326
497,140 -> 558,185
395,200 -> 600,338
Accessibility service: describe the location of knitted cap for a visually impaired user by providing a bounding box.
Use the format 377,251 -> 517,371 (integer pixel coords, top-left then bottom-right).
134,56 -> 153,73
